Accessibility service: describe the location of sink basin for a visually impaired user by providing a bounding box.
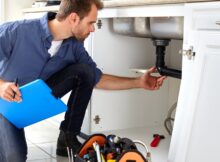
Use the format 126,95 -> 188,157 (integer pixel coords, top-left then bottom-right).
150,17 -> 183,39
112,17 -> 152,38
112,17 -> 183,39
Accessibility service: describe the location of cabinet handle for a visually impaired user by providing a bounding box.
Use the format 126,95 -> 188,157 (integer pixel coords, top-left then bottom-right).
216,21 -> 220,25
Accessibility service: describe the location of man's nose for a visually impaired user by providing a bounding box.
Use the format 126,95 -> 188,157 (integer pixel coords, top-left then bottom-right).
90,24 -> 95,32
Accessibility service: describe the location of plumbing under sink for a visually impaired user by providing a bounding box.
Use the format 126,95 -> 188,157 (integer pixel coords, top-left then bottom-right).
112,17 -> 183,39
112,17 -> 183,79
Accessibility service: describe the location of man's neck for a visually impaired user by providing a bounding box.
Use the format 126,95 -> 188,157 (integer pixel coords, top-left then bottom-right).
48,19 -> 71,41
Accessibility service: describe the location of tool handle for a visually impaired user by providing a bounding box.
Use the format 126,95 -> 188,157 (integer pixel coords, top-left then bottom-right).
150,135 -> 161,147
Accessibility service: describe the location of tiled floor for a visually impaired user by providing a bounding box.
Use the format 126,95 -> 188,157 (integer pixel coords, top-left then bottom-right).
25,118 -> 73,162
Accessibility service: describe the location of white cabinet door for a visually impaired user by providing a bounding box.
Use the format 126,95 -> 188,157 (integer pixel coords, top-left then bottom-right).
173,31 -> 220,162
168,35 -> 197,162
170,33 -> 220,162
183,31 -> 220,162
169,2 -> 220,162
168,5 -> 197,161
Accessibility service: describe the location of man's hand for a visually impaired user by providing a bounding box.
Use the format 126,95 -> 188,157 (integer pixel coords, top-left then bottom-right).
0,80 -> 22,102
139,66 -> 166,90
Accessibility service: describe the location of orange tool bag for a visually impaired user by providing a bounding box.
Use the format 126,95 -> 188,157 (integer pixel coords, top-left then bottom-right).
73,133 -> 151,162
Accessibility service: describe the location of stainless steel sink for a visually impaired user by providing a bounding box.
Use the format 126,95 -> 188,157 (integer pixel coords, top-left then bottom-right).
112,17 -> 151,38
112,17 -> 183,39
150,17 -> 183,39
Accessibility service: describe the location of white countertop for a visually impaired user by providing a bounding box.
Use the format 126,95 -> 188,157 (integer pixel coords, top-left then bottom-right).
22,0 -> 219,13
103,0 -> 218,7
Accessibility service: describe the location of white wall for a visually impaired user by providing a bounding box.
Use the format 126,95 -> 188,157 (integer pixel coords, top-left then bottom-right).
5,0 -> 35,21
0,0 -> 5,23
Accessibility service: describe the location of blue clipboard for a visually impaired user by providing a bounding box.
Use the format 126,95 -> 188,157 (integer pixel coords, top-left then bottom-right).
0,79 -> 67,128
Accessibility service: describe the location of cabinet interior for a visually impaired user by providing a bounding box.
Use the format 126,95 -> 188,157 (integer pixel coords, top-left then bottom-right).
91,17 -> 182,131
88,17 -> 183,162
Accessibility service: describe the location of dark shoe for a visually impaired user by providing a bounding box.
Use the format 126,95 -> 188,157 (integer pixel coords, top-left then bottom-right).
56,130 -> 82,157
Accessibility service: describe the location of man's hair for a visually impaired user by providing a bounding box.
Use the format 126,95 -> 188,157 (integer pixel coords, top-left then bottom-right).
56,0 -> 103,21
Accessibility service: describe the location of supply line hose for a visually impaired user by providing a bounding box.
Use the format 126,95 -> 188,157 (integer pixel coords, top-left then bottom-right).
133,140 -> 151,162
164,102 -> 177,135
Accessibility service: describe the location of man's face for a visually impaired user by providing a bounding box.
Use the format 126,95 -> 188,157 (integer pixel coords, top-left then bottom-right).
73,4 -> 98,41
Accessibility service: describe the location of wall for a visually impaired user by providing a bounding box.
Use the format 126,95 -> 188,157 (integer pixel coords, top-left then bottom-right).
5,0 -> 35,21
0,0 -> 5,23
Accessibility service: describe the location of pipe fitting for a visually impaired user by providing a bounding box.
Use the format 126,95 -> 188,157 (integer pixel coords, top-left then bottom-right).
152,39 -> 182,79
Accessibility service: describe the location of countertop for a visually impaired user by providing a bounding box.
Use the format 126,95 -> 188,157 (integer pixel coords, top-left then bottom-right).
103,0 -> 219,7
22,0 -> 219,13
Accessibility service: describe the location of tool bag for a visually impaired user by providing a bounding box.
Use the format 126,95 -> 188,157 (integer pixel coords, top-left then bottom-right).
74,133 -> 150,162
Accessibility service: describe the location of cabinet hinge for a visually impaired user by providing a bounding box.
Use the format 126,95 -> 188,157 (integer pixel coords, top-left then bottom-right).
93,115 -> 101,124
96,19 -> 102,29
179,46 -> 196,60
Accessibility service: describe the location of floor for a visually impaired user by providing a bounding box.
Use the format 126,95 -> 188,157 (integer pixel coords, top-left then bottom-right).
25,116 -> 73,162
25,114 -> 170,162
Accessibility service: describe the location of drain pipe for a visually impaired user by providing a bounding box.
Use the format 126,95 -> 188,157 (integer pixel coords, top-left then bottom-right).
153,39 -> 182,79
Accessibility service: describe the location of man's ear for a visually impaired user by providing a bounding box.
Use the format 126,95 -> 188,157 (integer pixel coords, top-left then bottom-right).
68,12 -> 80,25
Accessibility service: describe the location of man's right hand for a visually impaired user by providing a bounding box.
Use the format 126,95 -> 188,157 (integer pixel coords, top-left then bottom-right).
0,79 -> 22,102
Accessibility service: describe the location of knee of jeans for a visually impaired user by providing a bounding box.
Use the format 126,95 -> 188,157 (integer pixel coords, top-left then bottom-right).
74,64 -> 96,87
4,151 -> 27,162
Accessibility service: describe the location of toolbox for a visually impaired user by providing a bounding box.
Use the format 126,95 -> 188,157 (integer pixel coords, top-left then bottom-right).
72,133 -> 151,162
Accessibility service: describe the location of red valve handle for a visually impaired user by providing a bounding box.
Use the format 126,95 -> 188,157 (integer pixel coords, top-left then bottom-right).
150,135 -> 161,147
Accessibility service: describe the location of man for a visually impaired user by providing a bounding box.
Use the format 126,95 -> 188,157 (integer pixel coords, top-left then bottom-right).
0,0 -> 166,161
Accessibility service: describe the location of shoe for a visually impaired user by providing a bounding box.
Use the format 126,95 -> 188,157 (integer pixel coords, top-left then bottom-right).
56,130 -> 82,157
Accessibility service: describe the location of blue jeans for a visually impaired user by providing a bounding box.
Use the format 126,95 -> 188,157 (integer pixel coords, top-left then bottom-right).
46,63 -> 96,134
0,63 -> 96,161
0,114 -> 27,162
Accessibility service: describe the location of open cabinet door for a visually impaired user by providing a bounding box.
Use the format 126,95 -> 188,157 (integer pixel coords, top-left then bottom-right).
169,3 -> 220,162
182,31 -> 220,162
170,32 -> 220,162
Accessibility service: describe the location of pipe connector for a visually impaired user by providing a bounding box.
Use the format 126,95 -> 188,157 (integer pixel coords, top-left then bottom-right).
152,39 -> 182,79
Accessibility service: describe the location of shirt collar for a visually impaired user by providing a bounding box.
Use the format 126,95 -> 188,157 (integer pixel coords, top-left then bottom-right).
40,12 -> 56,42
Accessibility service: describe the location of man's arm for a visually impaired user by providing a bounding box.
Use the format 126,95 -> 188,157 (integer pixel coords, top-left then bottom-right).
95,67 -> 166,90
0,23 -> 21,102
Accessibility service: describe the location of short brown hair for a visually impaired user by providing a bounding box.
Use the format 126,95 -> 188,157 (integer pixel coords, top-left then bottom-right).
56,0 -> 103,21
